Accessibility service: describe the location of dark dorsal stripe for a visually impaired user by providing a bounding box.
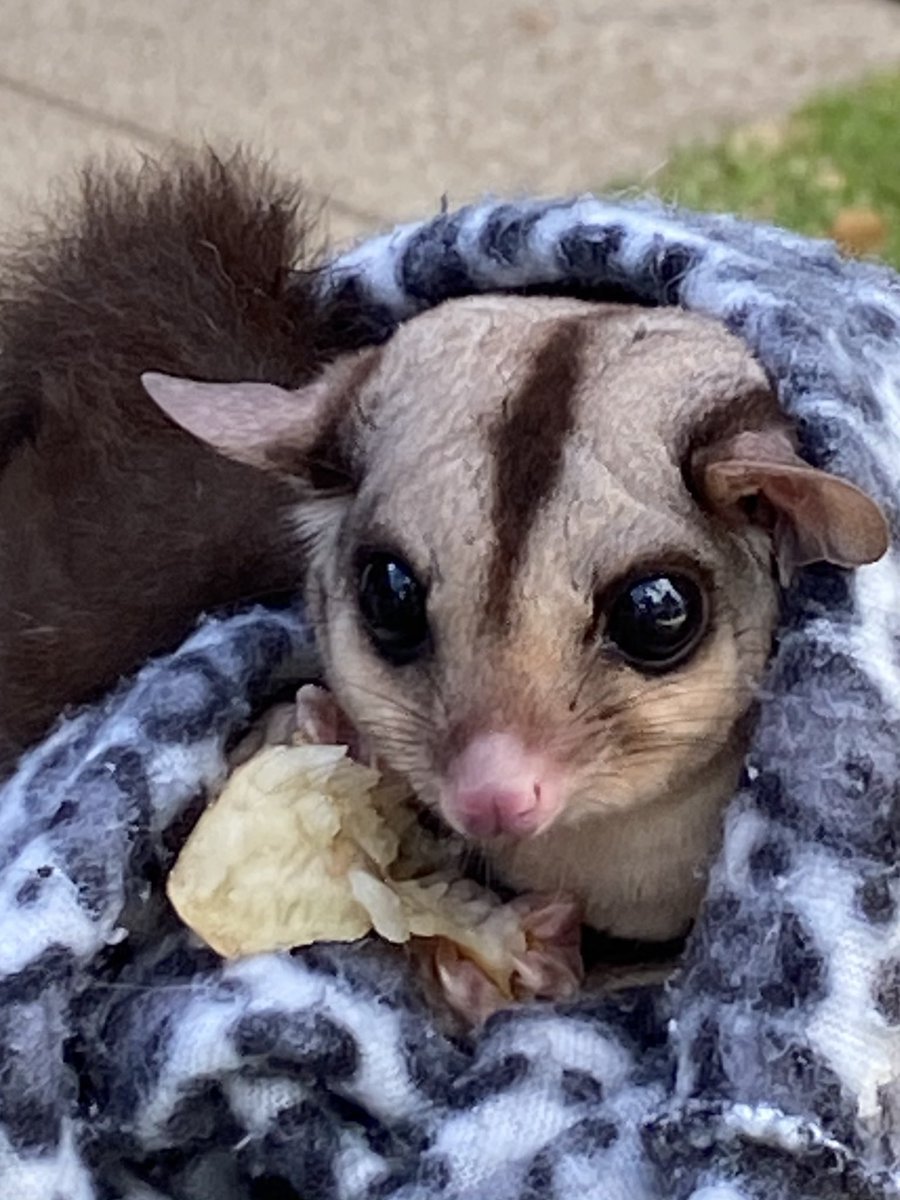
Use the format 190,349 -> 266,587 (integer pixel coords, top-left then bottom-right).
484,319 -> 586,629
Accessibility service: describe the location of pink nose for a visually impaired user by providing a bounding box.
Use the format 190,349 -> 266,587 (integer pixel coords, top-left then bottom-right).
441,733 -> 563,839
451,785 -> 542,838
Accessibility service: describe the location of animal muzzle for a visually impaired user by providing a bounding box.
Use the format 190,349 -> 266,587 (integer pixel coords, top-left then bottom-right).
440,732 -> 564,839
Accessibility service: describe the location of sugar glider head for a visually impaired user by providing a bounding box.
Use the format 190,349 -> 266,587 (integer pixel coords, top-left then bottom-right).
143,295 -> 888,844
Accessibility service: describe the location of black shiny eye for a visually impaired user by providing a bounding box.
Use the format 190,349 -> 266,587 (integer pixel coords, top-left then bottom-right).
357,551 -> 430,665
605,572 -> 707,672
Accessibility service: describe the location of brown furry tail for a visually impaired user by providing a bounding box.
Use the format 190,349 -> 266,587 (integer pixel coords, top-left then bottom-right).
0,147 -> 363,769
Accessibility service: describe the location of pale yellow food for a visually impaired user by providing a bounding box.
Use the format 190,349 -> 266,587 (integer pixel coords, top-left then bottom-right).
167,744 -> 400,956
166,742 -> 535,997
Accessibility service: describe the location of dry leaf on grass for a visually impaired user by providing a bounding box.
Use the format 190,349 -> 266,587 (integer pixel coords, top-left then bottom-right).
831,207 -> 888,256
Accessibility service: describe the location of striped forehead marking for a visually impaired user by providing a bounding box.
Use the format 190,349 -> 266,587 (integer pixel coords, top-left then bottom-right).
483,319 -> 586,630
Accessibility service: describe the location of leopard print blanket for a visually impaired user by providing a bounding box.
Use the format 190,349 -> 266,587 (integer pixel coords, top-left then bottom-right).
3,193 -> 900,1200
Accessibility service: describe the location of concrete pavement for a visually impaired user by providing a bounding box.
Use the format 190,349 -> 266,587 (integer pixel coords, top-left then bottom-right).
1,0 -> 900,248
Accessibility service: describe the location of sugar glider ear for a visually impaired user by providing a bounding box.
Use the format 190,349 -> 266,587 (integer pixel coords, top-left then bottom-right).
140,373 -> 315,471
692,426 -> 889,584
141,350 -> 380,487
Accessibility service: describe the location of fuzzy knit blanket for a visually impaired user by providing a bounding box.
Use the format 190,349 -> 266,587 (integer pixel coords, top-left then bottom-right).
3,194 -> 900,1200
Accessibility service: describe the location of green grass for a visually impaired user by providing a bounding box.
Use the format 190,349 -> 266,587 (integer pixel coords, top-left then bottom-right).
628,69 -> 900,268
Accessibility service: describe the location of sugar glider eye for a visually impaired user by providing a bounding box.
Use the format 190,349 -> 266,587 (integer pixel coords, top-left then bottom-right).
604,572 -> 707,672
356,551 -> 430,665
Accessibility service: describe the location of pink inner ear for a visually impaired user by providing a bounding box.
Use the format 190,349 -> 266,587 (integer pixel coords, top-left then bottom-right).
700,459 -> 762,510
140,371 -> 318,466
703,457 -> 889,573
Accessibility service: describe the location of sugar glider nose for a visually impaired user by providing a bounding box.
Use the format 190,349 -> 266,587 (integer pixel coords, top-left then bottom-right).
441,733 -> 563,839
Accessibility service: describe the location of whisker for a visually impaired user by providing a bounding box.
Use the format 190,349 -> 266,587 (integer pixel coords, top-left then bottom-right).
594,712 -> 744,731
571,676 -> 754,726
620,738 -> 733,761
339,676 -> 432,729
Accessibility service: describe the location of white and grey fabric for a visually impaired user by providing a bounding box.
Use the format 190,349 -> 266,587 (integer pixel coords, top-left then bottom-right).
3,193 -> 900,1200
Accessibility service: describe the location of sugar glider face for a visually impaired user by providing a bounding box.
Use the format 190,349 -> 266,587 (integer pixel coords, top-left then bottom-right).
143,295 -> 887,935
299,298 -> 781,840
279,297 -> 882,839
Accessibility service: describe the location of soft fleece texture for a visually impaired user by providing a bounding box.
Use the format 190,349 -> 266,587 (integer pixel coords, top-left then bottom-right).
2,194 -> 900,1200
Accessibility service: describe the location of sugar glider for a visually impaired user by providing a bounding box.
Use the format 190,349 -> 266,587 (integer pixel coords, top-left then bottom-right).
143,294 -> 888,939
